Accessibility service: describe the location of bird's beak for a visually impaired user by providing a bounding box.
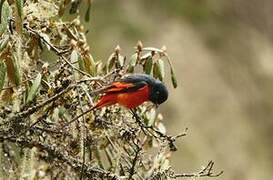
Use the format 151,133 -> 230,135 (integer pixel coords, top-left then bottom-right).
155,103 -> 159,109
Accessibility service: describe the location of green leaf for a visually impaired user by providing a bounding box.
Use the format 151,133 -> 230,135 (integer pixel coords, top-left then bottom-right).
0,61 -> 7,92
154,59 -> 165,81
11,54 -> 21,86
143,56 -> 153,75
163,54 -> 178,88
144,108 -> 156,126
117,55 -> 125,68
24,80 -> 29,103
127,53 -> 138,73
58,106 -> 66,117
26,73 -> 42,103
78,56 -> 85,71
70,50 -> 79,63
0,34 -> 9,51
171,68 -> 177,88
40,33 -> 51,50
84,54 -> 96,76
71,49 -> 84,71
96,61 -> 103,74
156,122 -> 166,135
16,0 -> 23,18
0,1 -> 11,36
69,0 -> 80,14
15,0 -> 23,33
106,53 -> 115,72
85,2 -> 91,22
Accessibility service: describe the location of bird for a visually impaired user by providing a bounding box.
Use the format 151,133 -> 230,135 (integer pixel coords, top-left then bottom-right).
63,74 -> 168,128
93,74 -> 168,109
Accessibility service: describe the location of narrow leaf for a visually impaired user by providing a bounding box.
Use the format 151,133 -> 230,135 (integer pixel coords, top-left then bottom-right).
11,54 -> 21,86
40,33 -> 51,50
0,0 -> 4,24
85,2 -> 91,22
96,61 -> 103,74
143,56 -> 153,75
0,1 -> 11,36
145,108 -> 156,126
26,73 -> 42,103
163,53 -> 178,88
171,68 -> 177,88
70,50 -> 79,63
83,54 -> 96,76
24,80 -> 29,103
117,55 -> 125,68
0,34 -> 9,51
78,56 -> 85,71
16,0 -> 23,18
0,61 -> 7,92
127,53 -> 138,73
70,0 -> 80,14
154,59 -> 165,81
156,122 -> 166,135
11,39 -> 23,86
15,0 -> 23,33
106,53 -> 115,73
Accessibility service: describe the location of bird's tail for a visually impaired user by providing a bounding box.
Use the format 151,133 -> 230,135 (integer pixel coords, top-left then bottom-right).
93,94 -> 117,109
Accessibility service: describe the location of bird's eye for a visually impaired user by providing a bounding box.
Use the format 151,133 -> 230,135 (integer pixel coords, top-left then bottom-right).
156,91 -> 160,95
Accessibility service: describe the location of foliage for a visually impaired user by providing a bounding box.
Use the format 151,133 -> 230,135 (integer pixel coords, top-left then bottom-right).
0,1 -> 222,179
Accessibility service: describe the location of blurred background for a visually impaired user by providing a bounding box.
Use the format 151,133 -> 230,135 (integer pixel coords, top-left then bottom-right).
82,0 -> 273,179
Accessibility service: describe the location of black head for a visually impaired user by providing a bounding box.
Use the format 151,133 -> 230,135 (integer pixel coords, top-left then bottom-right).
149,80 -> 168,106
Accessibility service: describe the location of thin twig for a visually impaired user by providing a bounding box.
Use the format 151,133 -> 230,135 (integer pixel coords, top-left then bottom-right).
128,145 -> 141,180
169,161 -> 224,178
62,105 -> 96,129
131,109 -> 187,151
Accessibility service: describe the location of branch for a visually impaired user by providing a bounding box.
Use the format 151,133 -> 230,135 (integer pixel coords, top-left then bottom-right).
128,144 -> 141,180
169,161 -> 223,178
131,110 -> 187,151
0,134 -> 118,179
7,84 -> 76,120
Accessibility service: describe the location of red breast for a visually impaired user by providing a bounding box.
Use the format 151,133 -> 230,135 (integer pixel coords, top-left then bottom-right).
116,84 -> 149,108
94,84 -> 150,109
